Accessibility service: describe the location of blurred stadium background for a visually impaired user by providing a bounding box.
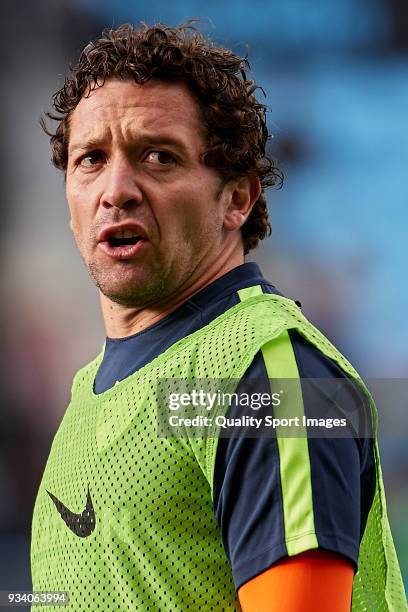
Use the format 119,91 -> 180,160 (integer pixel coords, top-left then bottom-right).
0,0 -> 407,601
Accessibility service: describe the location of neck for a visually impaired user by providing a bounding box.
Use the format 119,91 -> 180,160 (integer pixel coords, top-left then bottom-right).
101,247 -> 245,338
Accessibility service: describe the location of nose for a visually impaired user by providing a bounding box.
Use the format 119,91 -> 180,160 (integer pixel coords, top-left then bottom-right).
99,155 -> 143,210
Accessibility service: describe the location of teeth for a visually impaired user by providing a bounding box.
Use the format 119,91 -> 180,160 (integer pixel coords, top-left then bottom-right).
111,229 -> 139,239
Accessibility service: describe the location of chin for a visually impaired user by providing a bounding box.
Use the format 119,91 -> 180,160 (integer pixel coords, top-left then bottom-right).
99,277 -> 168,307
88,259 -> 173,305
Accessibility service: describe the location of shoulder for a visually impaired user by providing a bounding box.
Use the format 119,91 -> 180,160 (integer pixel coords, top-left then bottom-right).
212,328 -> 376,590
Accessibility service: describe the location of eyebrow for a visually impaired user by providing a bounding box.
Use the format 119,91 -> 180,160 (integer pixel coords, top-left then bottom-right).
68,138 -> 104,156
68,133 -> 191,157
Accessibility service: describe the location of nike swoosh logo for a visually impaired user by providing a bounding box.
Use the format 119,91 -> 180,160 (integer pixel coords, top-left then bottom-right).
46,487 -> 96,537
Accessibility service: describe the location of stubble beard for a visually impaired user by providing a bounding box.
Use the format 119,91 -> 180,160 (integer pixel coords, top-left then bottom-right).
83,196 -> 224,308
87,259 -> 170,308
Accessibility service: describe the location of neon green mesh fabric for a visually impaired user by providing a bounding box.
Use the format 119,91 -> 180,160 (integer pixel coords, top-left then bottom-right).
31,294 -> 407,611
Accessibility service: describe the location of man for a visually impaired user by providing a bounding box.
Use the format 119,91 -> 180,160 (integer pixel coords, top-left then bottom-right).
31,23 -> 406,611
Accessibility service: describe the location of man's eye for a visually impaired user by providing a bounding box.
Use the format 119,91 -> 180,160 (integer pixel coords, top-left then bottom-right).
145,151 -> 175,165
78,152 -> 104,167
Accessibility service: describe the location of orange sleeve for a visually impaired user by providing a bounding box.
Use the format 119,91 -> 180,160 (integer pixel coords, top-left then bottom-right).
238,550 -> 354,612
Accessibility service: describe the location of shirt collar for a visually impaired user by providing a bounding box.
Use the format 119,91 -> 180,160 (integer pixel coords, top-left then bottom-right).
187,262 -> 270,309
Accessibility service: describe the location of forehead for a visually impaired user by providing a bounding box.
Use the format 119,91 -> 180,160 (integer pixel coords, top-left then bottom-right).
68,78 -> 203,147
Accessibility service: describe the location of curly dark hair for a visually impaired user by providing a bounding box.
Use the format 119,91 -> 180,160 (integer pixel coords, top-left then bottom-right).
43,22 -> 283,254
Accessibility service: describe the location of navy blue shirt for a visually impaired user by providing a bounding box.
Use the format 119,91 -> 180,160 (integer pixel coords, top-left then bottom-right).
94,263 -> 375,589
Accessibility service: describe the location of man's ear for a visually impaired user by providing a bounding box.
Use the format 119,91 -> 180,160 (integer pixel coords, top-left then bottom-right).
223,175 -> 262,231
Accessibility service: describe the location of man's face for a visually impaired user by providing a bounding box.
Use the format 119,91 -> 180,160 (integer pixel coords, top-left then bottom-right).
66,78 -> 232,307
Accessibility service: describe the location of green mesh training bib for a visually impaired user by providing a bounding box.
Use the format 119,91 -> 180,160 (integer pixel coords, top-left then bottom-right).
31,294 -> 407,611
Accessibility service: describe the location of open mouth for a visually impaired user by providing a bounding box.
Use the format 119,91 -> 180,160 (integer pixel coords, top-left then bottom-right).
108,236 -> 141,247
99,228 -> 147,259
107,230 -> 142,247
